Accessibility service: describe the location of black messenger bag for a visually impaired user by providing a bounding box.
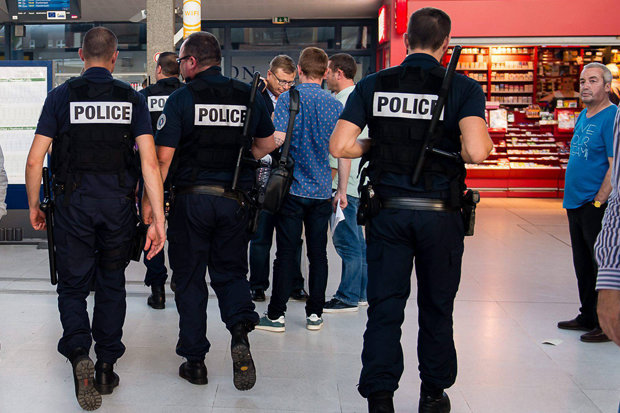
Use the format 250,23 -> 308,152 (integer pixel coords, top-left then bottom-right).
262,87 -> 299,213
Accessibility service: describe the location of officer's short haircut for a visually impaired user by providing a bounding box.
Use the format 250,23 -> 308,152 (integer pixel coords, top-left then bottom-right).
269,55 -> 295,75
583,62 -> 613,85
158,52 -> 180,76
407,7 -> 451,52
298,47 -> 329,79
183,31 -> 222,67
82,27 -> 118,60
329,53 -> 357,80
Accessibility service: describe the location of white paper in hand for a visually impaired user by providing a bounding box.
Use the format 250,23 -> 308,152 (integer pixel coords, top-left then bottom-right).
330,199 -> 346,235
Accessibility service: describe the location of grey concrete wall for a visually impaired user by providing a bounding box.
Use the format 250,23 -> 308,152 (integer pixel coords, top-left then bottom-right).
146,0 -> 175,85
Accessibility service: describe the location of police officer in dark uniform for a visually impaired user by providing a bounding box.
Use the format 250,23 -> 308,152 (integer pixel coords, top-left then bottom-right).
149,31 -> 276,391
139,51 -> 183,309
330,8 -> 493,413
26,27 -> 166,411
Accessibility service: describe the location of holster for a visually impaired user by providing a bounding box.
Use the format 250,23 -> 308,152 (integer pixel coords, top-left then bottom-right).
357,184 -> 381,225
461,189 -> 480,236
130,222 -> 148,261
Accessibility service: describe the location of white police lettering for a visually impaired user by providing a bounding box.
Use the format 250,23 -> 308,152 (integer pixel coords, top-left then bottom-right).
148,95 -> 169,112
372,92 -> 443,121
194,104 -> 247,127
70,102 -> 132,124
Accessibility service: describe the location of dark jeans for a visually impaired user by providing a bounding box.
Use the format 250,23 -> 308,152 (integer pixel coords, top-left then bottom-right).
267,195 -> 331,319
54,193 -> 135,364
249,210 -> 305,291
358,207 -> 464,398
168,193 -> 259,361
566,202 -> 607,328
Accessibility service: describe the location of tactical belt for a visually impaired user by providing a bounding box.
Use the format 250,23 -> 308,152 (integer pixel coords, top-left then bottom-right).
176,185 -> 241,202
382,197 -> 459,212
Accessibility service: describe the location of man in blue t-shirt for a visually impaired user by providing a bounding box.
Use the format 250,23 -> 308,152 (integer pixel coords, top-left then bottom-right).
559,62 -> 618,343
255,47 -> 343,333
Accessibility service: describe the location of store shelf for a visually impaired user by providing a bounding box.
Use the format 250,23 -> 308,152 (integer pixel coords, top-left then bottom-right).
491,80 -> 533,82
491,68 -> 534,71
491,91 -> 534,94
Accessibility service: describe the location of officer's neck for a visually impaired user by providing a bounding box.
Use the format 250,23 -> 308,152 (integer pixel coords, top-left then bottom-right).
83,60 -> 114,73
408,48 -> 443,63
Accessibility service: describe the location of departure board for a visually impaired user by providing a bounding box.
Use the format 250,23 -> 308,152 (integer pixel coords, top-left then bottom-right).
17,0 -> 71,11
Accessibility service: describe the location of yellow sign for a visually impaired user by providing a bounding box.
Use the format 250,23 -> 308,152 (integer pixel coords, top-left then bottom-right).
183,0 -> 201,39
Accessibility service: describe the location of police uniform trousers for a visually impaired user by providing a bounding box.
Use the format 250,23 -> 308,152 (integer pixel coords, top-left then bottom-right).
137,179 -> 168,287
54,193 -> 135,364
167,193 -> 259,361
358,207 -> 464,398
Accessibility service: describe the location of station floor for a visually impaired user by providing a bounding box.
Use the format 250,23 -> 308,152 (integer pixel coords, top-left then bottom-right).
0,198 -> 619,413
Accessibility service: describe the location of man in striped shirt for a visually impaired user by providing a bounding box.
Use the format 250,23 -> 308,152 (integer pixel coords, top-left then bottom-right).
595,107 -> 620,347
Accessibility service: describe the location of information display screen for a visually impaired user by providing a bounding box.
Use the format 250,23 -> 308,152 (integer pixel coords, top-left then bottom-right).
6,0 -> 81,21
17,0 -> 71,11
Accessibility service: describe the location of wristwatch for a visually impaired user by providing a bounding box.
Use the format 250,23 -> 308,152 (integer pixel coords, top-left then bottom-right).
593,201 -> 602,208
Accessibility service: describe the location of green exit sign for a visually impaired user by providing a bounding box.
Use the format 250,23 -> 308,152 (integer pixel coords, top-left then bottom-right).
272,16 -> 290,24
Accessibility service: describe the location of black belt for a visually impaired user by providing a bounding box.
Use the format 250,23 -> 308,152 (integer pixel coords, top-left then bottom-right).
176,185 -> 241,202
382,197 -> 459,212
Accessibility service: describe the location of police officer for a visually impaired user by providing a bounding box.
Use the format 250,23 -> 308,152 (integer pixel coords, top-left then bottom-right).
139,51 -> 183,309
146,31 -> 276,391
25,27 -> 166,411
330,8 -> 493,413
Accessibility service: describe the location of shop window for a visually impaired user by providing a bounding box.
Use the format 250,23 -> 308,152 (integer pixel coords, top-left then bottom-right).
230,55 -> 271,81
342,26 -> 369,50
0,26 -> 4,60
231,26 -> 335,50
98,23 -> 146,49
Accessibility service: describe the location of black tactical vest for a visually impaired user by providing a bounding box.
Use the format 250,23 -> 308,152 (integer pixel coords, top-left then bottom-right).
51,77 -> 139,198
143,78 -> 182,132
175,76 -> 250,183
366,65 -> 465,198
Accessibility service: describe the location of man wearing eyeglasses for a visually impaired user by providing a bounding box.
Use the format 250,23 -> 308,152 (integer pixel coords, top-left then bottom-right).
249,55 -> 308,303
144,31 -> 277,391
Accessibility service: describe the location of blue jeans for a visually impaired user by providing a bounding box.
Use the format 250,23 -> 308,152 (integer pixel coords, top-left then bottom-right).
268,195 -> 331,318
331,195 -> 367,305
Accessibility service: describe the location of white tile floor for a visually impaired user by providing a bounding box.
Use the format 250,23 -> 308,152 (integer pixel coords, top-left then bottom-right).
0,198 -> 619,413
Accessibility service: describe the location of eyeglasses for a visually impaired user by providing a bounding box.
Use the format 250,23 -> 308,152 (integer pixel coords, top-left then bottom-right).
270,70 -> 295,87
176,55 -> 193,65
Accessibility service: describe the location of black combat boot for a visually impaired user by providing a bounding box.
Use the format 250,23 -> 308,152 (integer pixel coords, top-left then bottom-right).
147,284 -> 165,309
368,391 -> 394,413
179,360 -> 208,385
230,322 -> 256,391
419,392 -> 450,413
94,361 -> 119,395
69,347 -> 101,411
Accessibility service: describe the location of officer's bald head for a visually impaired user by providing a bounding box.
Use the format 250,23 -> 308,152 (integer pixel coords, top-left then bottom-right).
82,27 -> 118,61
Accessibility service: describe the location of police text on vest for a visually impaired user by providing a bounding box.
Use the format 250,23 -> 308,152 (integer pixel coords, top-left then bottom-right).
70,102 -> 132,124
373,92 -> 443,121
194,104 -> 247,127
148,96 -> 169,112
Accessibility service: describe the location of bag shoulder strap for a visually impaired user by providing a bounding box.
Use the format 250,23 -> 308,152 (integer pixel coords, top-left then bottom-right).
278,87 -> 299,166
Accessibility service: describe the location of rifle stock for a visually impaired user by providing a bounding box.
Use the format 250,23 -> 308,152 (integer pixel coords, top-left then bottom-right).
40,167 -> 57,285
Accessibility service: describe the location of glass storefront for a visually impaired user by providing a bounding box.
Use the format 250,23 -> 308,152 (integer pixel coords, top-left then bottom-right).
2,19 -> 377,87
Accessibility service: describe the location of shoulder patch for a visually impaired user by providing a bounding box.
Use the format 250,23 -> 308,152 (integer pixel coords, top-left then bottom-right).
157,114 -> 166,130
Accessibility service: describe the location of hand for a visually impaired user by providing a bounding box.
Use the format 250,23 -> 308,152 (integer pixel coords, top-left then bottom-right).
332,190 -> 348,212
142,196 -> 153,225
144,220 -> 166,260
274,134 -> 285,147
597,289 -> 620,346
30,206 -> 46,231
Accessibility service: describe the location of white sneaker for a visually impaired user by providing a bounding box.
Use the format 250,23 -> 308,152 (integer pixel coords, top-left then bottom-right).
306,314 -> 323,331
358,300 -> 368,307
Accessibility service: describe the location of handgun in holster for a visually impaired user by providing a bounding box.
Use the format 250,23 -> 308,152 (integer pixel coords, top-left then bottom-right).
357,184 -> 381,226
461,189 -> 480,236
129,221 -> 149,261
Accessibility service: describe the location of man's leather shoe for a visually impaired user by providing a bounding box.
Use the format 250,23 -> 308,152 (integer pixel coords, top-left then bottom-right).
251,288 -> 266,302
94,361 -> 119,395
580,327 -> 612,343
170,279 -> 176,293
557,317 -> 592,331
179,360 -> 208,385
231,322 -> 256,390
419,392 -> 450,413
368,391 -> 394,413
290,288 -> 309,301
69,348 -> 101,411
147,284 -> 165,309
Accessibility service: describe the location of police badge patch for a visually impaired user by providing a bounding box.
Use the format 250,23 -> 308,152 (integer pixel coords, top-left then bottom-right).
157,114 -> 166,130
